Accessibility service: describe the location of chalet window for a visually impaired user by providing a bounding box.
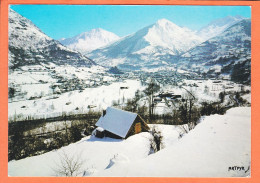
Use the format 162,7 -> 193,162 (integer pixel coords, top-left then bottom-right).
135,122 -> 141,134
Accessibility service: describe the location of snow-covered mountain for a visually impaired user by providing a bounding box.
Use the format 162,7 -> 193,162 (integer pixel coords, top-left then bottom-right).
59,28 -> 120,54
87,19 -> 203,70
8,9 -> 96,69
182,19 -> 251,83
197,15 -> 246,41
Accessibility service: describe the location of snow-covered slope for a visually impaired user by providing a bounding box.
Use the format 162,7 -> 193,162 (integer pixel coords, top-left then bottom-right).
8,107 -> 251,177
97,107 -> 251,177
59,28 -> 120,54
8,9 -> 96,69
182,19 -> 251,83
87,19 -> 203,70
197,15 -> 246,41
183,19 -> 251,61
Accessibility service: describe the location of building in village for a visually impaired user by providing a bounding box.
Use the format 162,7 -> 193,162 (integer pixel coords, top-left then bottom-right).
94,107 -> 149,139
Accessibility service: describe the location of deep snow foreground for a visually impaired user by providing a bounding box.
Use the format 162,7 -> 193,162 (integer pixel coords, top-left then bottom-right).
96,107 -> 251,177
8,107 -> 250,177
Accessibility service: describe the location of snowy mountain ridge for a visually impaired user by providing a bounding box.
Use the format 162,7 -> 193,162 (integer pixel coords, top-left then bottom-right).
143,18 -> 203,53
60,28 -> 120,54
9,9 -> 52,51
181,19 -> 251,83
197,15 -> 246,41
182,18 -> 251,63
8,9 -> 96,69
87,18 -> 203,70
87,17 -> 250,71
8,9 -> 251,84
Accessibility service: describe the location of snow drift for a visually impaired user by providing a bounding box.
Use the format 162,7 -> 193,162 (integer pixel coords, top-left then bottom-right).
8,107 -> 251,177
96,107 -> 251,177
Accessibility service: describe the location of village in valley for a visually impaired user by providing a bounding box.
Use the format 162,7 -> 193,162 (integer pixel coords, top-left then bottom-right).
8,6 -> 251,177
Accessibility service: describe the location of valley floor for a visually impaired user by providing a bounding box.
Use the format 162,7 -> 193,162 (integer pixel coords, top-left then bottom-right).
8,107 -> 251,177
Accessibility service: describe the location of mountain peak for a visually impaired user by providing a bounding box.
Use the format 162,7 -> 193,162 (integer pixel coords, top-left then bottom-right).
89,28 -> 105,33
209,15 -> 245,28
87,17 -> 203,69
9,9 -> 96,69
60,28 -> 120,54
156,18 -> 172,25
197,15 -> 246,41
234,15 -> 244,19
155,18 -> 179,28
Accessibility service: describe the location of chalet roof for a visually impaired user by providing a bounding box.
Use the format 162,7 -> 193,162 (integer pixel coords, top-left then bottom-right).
96,107 -> 138,138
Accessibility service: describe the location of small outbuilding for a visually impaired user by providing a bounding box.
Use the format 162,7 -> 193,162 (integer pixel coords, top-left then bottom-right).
94,107 -> 149,139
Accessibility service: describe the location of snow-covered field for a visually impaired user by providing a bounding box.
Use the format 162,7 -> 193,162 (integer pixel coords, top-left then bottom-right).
8,71 -> 250,121
8,78 -> 144,121
8,107 -> 251,177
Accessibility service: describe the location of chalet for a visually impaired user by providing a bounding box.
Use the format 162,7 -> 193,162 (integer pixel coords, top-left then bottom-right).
153,97 -> 162,102
158,92 -> 174,98
171,95 -> 181,99
213,80 -> 222,83
94,107 -> 149,139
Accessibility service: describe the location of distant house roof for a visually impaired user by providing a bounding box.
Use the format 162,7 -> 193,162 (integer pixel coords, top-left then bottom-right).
96,107 -> 138,138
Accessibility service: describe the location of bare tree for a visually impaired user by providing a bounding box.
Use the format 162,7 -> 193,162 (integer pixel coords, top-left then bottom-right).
149,126 -> 163,153
144,79 -> 160,121
123,90 -> 143,112
177,88 -> 199,136
178,122 -> 196,136
53,150 -> 85,177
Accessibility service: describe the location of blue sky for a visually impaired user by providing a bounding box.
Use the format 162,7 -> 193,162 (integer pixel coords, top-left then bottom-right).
10,5 -> 251,40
